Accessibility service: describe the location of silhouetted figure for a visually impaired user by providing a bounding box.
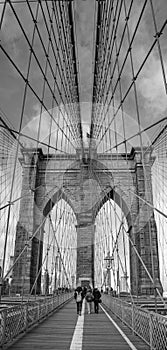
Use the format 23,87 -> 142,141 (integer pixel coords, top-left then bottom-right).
74,286 -> 83,315
82,286 -> 87,298
93,287 -> 101,313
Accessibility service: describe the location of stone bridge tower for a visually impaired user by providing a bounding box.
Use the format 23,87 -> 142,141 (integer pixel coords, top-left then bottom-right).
11,144 -> 163,295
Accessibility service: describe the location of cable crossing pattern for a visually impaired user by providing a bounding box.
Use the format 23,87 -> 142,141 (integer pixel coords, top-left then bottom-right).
0,0 -> 166,324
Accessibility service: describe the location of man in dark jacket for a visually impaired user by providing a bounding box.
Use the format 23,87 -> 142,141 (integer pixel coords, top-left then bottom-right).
93,287 -> 101,314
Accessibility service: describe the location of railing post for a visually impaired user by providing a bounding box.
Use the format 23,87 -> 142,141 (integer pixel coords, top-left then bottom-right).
149,312 -> 153,350
45,298 -> 48,316
37,302 -> 40,321
112,296 -> 115,314
121,300 -> 123,323
54,293 -> 56,308
121,300 -> 124,324
52,295 -> 54,311
132,304 -> 134,335
58,292 -> 60,307
111,295 -> 113,311
24,304 -> 28,331
1,309 -> 7,346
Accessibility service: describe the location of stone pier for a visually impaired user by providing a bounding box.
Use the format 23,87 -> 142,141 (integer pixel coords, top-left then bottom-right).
11,146 -> 162,295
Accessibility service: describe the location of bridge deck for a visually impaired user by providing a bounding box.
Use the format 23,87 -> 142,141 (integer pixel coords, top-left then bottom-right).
7,299 -> 149,350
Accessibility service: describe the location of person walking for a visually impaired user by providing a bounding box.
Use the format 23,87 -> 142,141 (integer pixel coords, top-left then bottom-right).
74,286 -> 83,315
82,285 -> 87,298
93,287 -> 101,314
85,287 -> 94,314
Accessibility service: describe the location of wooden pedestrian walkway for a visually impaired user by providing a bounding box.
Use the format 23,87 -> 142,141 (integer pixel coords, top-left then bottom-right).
6,299 -> 149,350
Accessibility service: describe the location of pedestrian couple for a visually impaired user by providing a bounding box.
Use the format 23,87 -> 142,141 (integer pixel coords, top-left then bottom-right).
85,287 -> 101,314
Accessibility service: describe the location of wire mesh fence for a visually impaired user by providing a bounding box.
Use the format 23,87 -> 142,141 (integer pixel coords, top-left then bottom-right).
0,291 -> 72,347
102,294 -> 167,350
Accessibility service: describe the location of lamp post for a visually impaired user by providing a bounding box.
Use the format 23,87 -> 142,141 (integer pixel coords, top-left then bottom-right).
104,255 -> 114,293
104,255 -> 114,270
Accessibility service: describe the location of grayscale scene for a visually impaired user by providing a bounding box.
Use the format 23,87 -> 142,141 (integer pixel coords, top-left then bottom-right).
0,0 -> 167,349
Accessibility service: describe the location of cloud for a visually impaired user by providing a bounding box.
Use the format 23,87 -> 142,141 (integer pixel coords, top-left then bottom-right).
22,106 -> 58,148
21,103 -> 83,150
75,0 -> 95,105
1,3 -> 41,42
0,0 -> 167,135
1,4 -> 47,78
1,5 -> 29,62
138,58 -> 167,114
126,1 -> 167,116
115,0 -> 167,122
0,1 -> 5,23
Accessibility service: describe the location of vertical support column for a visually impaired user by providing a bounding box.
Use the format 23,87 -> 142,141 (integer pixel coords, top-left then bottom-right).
128,183 -> 140,296
54,256 -> 59,292
11,148 -> 44,295
30,150 -> 45,295
76,223 -> 95,287
134,147 -> 162,295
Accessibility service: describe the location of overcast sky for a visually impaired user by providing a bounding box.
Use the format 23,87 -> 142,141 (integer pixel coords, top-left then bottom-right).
75,0 -> 167,144
0,0 -> 167,143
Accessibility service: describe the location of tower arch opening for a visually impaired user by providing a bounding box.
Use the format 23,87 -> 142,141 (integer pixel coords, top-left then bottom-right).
41,198 -> 77,295
94,196 -> 130,295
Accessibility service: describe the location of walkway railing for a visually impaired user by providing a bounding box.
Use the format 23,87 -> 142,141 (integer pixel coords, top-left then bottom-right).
0,292 -> 73,348
102,294 -> 167,350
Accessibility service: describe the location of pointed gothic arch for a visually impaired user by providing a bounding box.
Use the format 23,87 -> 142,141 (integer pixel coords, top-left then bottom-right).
11,147 -> 162,295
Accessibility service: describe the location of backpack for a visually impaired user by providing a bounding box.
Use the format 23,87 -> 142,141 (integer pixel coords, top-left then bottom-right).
76,291 -> 82,302
86,291 -> 94,302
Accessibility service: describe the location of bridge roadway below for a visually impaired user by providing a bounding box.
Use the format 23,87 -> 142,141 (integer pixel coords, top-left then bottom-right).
7,298 -> 149,350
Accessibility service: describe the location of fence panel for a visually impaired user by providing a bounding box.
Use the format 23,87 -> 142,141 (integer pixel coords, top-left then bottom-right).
102,294 -> 167,350
0,292 -> 73,347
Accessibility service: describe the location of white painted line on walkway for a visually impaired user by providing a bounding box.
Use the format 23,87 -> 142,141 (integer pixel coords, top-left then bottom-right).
100,305 -> 138,350
70,298 -> 85,350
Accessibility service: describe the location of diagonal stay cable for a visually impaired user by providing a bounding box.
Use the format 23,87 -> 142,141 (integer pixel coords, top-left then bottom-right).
28,208 -> 67,297
93,163 -> 165,303
49,213 -> 71,288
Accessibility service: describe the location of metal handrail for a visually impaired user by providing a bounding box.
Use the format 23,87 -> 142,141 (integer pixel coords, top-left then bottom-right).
102,294 -> 167,350
0,291 -> 73,347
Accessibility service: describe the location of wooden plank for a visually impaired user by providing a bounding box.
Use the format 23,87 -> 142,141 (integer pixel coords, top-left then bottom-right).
98,304 -> 150,350
8,301 -> 78,350
7,300 -> 150,350
83,309 -> 133,349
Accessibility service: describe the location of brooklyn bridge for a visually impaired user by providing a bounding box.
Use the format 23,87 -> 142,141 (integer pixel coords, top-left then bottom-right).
0,0 -> 167,349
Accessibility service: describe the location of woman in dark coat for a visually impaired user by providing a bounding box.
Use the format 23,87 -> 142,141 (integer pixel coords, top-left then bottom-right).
93,287 -> 101,313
